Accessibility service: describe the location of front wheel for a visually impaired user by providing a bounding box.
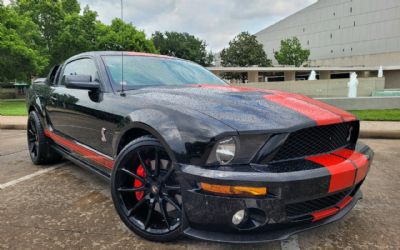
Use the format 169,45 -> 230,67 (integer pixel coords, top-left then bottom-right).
111,136 -> 183,242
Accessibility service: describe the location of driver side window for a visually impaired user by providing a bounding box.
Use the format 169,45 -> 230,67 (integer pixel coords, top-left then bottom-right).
61,58 -> 99,85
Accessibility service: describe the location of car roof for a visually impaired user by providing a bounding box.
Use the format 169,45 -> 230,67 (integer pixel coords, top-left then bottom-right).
72,51 -> 177,60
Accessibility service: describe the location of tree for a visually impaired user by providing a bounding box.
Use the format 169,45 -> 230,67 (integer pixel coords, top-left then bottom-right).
152,31 -> 214,66
0,4 -> 47,82
274,37 -> 310,67
220,32 -> 271,67
220,32 -> 271,82
95,19 -> 157,53
51,6 -> 98,64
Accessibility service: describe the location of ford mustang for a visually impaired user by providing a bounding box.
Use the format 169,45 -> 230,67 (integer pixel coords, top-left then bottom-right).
26,51 -> 373,243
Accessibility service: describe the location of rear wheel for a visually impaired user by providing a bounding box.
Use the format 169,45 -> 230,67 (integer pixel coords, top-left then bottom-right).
27,111 -> 62,165
111,136 -> 182,242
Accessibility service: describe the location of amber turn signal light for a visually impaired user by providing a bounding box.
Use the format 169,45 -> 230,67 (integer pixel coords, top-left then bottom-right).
200,183 -> 267,196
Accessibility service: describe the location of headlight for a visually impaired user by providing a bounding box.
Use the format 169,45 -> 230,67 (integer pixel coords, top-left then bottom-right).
215,137 -> 236,165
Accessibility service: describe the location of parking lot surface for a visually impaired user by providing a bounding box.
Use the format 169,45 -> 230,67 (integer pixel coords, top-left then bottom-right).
0,129 -> 399,249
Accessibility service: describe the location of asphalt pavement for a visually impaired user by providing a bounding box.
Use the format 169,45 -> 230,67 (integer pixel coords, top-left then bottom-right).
0,129 -> 399,249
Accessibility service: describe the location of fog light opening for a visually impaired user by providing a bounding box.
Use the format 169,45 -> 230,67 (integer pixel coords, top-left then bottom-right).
232,209 -> 246,225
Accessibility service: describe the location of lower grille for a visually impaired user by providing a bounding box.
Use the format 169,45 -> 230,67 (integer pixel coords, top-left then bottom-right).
271,121 -> 358,162
286,190 -> 351,218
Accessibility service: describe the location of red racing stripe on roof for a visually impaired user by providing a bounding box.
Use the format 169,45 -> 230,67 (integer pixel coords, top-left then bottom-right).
264,95 -> 343,126
306,154 -> 356,193
333,148 -> 369,184
44,129 -> 114,169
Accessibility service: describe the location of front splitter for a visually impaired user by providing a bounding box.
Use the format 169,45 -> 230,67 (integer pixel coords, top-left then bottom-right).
183,190 -> 362,244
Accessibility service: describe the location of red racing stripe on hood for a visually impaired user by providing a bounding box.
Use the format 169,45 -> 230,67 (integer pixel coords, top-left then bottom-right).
333,148 -> 369,184
306,154 -> 356,193
194,84 -> 265,92
264,95 -> 343,126
267,90 -> 356,122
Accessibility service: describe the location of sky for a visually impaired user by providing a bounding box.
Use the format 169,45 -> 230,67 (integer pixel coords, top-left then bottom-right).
3,0 -> 317,51
79,0 -> 317,52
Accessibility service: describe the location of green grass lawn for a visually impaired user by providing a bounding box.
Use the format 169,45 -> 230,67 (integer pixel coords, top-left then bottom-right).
349,109 -> 400,121
0,99 -> 399,121
0,100 -> 27,116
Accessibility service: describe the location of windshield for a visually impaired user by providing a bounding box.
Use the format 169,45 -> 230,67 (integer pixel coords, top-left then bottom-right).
102,55 -> 226,90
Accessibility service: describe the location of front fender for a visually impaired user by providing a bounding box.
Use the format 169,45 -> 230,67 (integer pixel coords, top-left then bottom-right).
113,107 -> 236,165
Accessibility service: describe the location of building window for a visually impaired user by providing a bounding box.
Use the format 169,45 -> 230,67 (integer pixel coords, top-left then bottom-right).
342,48 -> 345,52
339,25 -> 341,29
351,48 -> 353,51
331,49 -> 333,54
354,21 -> 356,26
330,33 -> 333,39
303,28 -> 305,32
307,40 -> 309,45
350,7 -> 352,13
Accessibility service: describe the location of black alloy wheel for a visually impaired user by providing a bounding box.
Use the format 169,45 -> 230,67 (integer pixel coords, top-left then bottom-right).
27,114 -> 40,161
111,136 -> 183,242
27,111 -> 62,165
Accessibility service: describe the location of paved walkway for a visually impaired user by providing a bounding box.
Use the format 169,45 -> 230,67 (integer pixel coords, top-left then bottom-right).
1,115 -> 400,139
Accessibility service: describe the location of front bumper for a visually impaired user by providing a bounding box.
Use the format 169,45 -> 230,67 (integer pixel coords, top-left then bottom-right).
177,142 -> 373,243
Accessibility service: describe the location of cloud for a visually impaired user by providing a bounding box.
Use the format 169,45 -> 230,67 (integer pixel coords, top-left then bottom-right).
80,0 -> 317,51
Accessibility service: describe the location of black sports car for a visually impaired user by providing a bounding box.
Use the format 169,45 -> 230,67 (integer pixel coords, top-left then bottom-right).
26,51 -> 373,243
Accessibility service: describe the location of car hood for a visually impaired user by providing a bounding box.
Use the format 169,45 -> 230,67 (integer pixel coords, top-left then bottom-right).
125,85 -> 356,132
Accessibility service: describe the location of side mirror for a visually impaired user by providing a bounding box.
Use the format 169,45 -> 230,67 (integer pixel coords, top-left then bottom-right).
64,75 -> 100,90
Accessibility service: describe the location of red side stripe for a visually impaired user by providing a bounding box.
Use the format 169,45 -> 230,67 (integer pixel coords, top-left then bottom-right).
334,148 -> 369,184
307,154 -> 356,193
336,196 -> 353,210
267,90 -> 357,122
264,95 -> 343,126
44,130 -> 114,169
311,207 -> 339,222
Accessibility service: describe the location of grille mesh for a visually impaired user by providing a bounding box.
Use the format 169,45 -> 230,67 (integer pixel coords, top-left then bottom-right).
286,190 -> 351,218
271,122 -> 357,162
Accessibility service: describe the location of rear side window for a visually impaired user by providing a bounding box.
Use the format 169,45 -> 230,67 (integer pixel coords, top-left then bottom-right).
61,58 -> 98,85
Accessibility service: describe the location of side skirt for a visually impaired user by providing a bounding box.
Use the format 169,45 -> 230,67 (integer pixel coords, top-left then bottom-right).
51,144 -> 111,181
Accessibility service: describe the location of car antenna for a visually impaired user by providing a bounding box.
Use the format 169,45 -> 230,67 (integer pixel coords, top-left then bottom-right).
120,0 -> 126,97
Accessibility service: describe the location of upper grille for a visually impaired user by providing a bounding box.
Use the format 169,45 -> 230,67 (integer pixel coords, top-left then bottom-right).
286,189 -> 351,218
271,121 -> 358,162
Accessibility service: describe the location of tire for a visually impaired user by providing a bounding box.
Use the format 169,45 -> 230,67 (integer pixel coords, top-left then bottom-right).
111,136 -> 183,242
27,110 -> 62,165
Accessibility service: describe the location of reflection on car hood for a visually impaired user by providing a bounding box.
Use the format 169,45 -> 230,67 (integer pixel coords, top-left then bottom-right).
125,85 -> 356,132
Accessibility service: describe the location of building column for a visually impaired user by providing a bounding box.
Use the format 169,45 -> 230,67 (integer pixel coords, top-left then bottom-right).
357,71 -> 370,78
284,71 -> 296,81
248,71 -> 259,83
319,71 -> 331,79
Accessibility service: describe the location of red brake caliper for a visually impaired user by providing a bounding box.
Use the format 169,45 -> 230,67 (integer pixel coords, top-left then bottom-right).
134,164 -> 146,200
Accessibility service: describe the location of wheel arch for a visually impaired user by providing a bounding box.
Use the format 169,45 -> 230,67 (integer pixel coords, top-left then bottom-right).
113,121 -> 184,163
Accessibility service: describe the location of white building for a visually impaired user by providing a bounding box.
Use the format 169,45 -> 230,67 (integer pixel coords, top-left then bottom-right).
255,0 -> 400,68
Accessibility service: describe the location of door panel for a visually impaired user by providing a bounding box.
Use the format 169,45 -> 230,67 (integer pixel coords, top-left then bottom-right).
45,58 -> 116,168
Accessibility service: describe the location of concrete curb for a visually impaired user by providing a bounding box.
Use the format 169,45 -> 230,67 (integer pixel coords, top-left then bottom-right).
359,131 -> 400,139
0,124 -> 27,130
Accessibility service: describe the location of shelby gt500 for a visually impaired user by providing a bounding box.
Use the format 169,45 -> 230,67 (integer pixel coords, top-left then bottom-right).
26,51 -> 373,243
